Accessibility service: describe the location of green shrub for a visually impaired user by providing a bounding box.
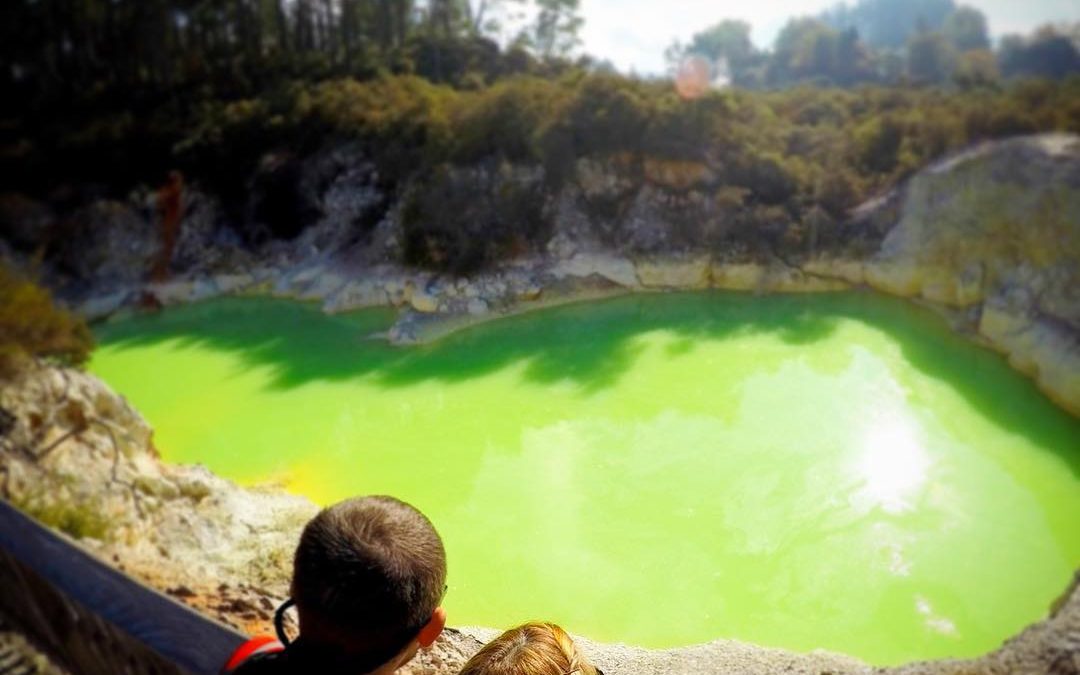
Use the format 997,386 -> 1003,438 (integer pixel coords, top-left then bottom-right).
964,105 -> 1038,140
644,91 -> 736,159
815,167 -> 861,217
451,78 -> 564,164
560,75 -> 653,157
15,495 -> 111,541
0,266 -> 92,378
854,115 -> 904,173
401,164 -> 550,275
11,67 -> 1080,273
299,75 -> 457,180
728,153 -> 798,205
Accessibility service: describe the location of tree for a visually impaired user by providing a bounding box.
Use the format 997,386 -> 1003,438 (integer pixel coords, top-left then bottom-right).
339,0 -> 369,66
832,27 -> 875,85
666,20 -> 761,86
907,30 -> 956,83
767,18 -> 874,86
942,6 -> 990,52
770,18 -> 837,84
999,26 -> 1080,80
821,0 -> 956,50
528,0 -> 583,59
425,0 -> 471,37
466,0 -> 528,37
0,0 -> 561,96
953,48 -> 999,88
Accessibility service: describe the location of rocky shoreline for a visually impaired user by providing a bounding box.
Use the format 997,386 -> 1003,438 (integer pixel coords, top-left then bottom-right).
84,243 -> 1080,417
68,134 -> 1080,417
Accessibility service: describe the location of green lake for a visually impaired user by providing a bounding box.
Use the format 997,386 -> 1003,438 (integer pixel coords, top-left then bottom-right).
88,292 -> 1080,665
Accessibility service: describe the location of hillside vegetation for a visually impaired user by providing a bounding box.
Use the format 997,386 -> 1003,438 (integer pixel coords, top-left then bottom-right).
2,0 -> 1079,276
6,73 -> 1080,274
0,266 -> 92,377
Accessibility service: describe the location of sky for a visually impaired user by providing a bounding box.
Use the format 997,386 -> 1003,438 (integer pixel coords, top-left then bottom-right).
577,0 -> 1080,74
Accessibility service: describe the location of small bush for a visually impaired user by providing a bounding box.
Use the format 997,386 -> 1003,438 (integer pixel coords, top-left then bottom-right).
16,496 -> 111,541
300,76 -> 458,179
402,164 -> 550,275
728,153 -> 798,205
815,167 -> 860,217
560,75 -> 653,157
0,265 -> 93,377
854,115 -> 904,173
451,78 -> 563,164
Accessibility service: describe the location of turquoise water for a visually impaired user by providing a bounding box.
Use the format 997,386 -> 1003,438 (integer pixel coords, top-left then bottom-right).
89,292 -> 1080,665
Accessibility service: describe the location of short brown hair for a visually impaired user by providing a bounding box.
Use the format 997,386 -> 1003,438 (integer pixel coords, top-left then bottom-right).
459,623 -> 599,675
291,496 -> 446,661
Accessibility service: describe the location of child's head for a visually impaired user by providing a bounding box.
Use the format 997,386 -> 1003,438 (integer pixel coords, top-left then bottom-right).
288,495 -> 447,671
459,623 -> 601,675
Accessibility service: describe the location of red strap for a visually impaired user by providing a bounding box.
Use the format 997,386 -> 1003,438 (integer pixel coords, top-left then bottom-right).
223,636 -> 285,673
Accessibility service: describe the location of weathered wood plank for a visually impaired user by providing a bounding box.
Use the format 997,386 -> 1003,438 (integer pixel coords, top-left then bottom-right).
0,499 -> 247,674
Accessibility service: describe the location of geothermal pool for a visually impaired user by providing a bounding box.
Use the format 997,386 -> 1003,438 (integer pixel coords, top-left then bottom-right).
88,292 -> 1080,665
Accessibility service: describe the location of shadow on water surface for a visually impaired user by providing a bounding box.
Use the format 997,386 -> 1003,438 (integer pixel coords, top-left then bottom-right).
95,292 -> 842,393
93,291 -> 1080,476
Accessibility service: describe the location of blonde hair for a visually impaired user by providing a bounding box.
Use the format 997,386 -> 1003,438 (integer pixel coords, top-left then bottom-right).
459,623 -> 599,675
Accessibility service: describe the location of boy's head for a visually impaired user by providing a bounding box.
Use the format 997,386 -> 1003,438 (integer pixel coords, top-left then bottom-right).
458,623 -> 601,675
289,496 -> 447,672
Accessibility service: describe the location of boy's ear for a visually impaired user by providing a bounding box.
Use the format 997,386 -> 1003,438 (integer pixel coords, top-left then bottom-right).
417,607 -> 446,648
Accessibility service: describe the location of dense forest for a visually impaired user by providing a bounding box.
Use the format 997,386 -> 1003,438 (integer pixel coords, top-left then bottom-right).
2,0 -> 1077,199
670,2 -> 1080,87
2,0 -> 1080,368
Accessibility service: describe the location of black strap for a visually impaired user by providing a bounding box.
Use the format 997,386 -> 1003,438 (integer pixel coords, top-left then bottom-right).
273,598 -> 295,647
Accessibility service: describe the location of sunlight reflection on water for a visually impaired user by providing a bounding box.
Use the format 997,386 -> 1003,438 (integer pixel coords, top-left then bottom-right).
854,396 -> 930,515
88,293 -> 1080,664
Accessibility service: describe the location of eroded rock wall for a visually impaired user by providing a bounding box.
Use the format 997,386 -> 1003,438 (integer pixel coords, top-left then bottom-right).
16,135 -> 1073,413
860,134 -> 1080,415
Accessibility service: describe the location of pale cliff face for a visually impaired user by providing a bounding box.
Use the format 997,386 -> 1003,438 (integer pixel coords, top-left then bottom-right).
860,134 -> 1080,415
872,134 -> 1080,315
